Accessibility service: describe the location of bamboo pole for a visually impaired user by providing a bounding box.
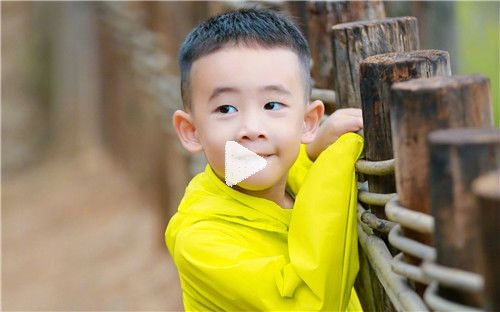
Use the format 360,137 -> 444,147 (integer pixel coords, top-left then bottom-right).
360,50 -> 450,218
428,128 -> 500,307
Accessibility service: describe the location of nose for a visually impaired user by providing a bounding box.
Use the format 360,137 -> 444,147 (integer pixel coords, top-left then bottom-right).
237,111 -> 267,141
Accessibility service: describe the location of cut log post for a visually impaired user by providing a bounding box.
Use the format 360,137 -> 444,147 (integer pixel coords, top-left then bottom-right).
307,0 -> 385,89
390,75 -> 494,246
331,16 -> 419,109
360,50 -> 450,218
473,169 -> 500,312
429,128 -> 500,307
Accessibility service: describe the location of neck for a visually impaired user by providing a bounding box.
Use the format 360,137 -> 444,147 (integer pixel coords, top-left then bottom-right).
233,175 -> 294,209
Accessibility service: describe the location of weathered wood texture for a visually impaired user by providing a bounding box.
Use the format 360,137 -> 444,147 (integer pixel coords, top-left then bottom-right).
429,128 -> 500,307
360,50 -> 450,218
390,75 -> 494,245
332,17 -> 419,109
284,1 -> 308,39
306,1 -> 385,90
355,244 -> 397,312
473,169 -> 500,312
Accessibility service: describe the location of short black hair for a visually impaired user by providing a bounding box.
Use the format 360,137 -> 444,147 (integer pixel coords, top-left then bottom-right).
178,8 -> 311,109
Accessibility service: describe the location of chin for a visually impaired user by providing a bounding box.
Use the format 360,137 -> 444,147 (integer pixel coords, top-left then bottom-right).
235,171 -> 284,191
235,182 -> 273,192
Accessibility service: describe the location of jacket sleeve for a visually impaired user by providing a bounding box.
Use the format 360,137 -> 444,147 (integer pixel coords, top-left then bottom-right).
287,133 -> 363,310
287,144 -> 314,196
171,133 -> 364,311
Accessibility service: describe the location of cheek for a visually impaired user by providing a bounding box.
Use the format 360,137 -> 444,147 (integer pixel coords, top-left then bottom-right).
200,133 -> 224,157
197,125 -> 228,167
196,118 -> 226,145
275,115 -> 305,141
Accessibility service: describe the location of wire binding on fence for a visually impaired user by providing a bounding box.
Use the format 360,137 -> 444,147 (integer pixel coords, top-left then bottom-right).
355,158 -> 398,234
359,190 -> 397,207
422,262 -> 484,293
380,191 -> 436,288
355,158 -> 430,311
385,196 -> 434,234
356,158 -> 395,176
356,180 -> 397,233
391,253 -> 431,284
356,157 -> 486,311
359,206 -> 396,234
357,203 -> 429,311
382,196 -> 485,311
388,224 -> 436,261
424,281 -> 483,312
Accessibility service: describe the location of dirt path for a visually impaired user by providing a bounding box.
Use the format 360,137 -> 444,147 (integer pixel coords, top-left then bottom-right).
2,147 -> 183,311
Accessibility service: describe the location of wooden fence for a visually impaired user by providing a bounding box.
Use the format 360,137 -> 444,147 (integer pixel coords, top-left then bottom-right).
298,2 -> 499,311
98,1 -> 499,310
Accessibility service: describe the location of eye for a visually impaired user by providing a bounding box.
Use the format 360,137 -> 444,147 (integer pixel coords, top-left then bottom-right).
216,105 -> 237,114
264,101 -> 284,110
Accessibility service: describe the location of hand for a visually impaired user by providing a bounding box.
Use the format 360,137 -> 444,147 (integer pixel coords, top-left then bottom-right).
306,108 -> 363,161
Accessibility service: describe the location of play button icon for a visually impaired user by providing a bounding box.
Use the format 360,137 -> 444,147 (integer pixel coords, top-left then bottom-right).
225,141 -> 267,187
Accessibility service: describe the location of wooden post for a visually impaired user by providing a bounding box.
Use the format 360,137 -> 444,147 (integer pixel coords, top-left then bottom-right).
390,75 -> 494,246
307,1 -> 385,90
331,16 -> 419,109
429,128 -> 500,307
360,50 -> 450,218
473,169 -> 500,311
285,1 -> 308,39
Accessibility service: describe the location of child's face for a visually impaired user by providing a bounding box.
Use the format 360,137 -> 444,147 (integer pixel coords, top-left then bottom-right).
175,46 -> 321,191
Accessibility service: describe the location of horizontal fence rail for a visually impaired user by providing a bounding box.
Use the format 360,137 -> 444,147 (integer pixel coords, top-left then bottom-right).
355,141 -> 497,312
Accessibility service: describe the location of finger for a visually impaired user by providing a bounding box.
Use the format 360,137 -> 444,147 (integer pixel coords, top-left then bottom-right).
336,108 -> 362,117
345,116 -> 364,130
344,108 -> 363,117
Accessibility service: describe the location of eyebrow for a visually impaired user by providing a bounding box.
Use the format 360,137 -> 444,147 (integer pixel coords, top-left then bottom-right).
208,87 -> 239,102
208,84 -> 292,102
260,84 -> 292,96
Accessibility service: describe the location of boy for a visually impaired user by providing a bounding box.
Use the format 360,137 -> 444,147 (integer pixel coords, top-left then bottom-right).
166,8 -> 364,311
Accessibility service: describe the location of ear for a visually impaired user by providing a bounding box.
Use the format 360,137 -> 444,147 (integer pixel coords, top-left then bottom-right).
301,100 -> 324,144
173,110 -> 203,153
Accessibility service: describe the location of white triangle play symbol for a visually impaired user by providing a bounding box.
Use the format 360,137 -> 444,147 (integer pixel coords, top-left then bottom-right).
225,141 -> 267,187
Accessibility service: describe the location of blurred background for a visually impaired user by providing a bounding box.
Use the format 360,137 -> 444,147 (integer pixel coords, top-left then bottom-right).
2,1 -> 499,311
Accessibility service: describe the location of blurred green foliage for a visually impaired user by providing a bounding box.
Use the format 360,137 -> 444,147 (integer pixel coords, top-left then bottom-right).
456,2 -> 500,126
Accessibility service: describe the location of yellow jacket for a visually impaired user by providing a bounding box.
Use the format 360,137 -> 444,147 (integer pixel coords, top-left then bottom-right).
166,133 -> 364,311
